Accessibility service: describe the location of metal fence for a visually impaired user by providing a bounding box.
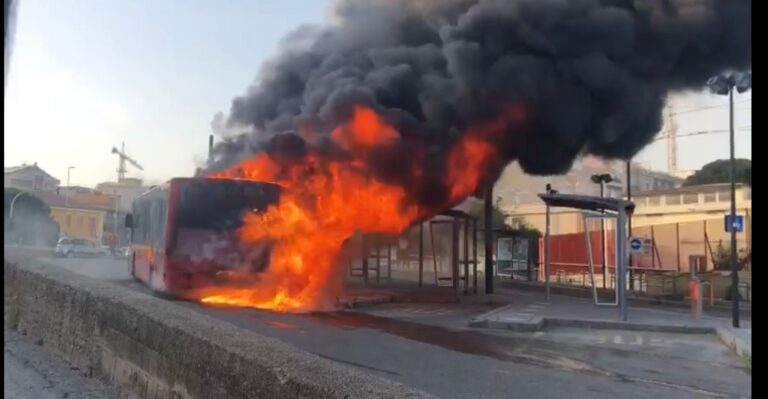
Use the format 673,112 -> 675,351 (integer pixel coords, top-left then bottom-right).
536,215 -> 752,292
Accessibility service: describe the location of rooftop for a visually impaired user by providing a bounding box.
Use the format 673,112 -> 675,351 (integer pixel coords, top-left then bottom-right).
632,182 -> 749,197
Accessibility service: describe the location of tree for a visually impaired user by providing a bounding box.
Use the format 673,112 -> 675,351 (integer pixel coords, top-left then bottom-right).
466,200 -> 542,238
683,159 -> 751,187
4,188 -> 60,247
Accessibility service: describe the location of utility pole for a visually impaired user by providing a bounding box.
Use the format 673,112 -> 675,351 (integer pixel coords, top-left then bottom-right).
728,87 -> 739,328
65,166 -> 75,207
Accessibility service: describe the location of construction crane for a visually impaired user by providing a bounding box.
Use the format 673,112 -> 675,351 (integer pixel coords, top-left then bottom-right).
662,103 -> 679,176
111,142 -> 143,182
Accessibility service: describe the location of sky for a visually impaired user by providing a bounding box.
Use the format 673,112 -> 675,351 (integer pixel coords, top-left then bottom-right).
4,0 -> 751,187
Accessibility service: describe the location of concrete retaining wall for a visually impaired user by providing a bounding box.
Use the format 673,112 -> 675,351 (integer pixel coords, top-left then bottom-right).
4,259 -> 432,399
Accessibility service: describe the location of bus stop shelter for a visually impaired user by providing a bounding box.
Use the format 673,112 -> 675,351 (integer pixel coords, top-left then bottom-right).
539,193 -> 635,321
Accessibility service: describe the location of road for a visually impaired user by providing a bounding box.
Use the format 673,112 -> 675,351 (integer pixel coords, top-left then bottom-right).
37,257 -> 751,399
4,330 -> 135,399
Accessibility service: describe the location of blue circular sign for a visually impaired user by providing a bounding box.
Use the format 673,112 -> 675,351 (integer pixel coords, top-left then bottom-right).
629,238 -> 642,250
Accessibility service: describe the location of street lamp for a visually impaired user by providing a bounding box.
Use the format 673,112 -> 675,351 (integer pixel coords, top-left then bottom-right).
65,166 -> 75,207
590,173 -> 614,289
8,189 -> 27,225
707,70 -> 751,329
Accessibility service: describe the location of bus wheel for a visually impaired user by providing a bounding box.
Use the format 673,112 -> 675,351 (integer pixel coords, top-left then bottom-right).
66,251 -> 75,258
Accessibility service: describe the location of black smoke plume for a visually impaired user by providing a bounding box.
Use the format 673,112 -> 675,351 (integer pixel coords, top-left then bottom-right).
208,0 -> 750,208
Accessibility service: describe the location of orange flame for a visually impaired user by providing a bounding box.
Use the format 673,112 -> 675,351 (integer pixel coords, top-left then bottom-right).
198,104 -> 520,311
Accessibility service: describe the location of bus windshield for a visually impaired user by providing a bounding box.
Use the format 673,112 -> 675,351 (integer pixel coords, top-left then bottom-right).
175,179 -> 281,231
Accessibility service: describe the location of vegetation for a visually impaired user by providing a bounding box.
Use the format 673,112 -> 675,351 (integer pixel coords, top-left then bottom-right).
3,188 -> 60,247
683,159 -> 751,187
711,242 -> 751,272
467,200 -> 542,238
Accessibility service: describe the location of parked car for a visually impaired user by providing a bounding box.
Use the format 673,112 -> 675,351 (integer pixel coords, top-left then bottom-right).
55,238 -> 109,258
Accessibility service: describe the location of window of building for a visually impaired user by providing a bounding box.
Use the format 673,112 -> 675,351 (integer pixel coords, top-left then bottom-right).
33,175 -> 43,190
743,189 -> 751,200
634,197 -> 647,206
648,196 -> 661,206
717,190 -> 731,202
682,193 -> 699,204
703,192 -> 717,203
66,215 -> 72,229
665,195 -> 681,205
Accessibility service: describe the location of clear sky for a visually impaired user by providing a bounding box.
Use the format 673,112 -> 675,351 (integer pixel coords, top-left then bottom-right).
4,0 -> 751,187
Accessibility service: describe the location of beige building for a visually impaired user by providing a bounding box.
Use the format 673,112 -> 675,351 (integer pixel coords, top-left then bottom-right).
36,191 -> 107,243
96,178 -> 147,212
4,163 -> 60,192
502,183 -> 751,235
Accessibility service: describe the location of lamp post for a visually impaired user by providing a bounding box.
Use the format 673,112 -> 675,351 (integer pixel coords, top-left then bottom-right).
8,190 -> 27,224
8,190 -> 27,245
590,173 -> 614,289
706,71 -> 751,329
65,166 -> 75,207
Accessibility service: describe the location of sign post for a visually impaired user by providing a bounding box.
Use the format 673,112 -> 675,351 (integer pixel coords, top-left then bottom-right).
724,215 -> 744,233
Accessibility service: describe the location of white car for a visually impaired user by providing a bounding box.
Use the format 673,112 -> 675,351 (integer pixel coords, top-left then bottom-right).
55,238 -> 109,258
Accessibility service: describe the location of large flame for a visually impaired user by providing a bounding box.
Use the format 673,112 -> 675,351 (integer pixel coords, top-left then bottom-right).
197,105 -> 518,311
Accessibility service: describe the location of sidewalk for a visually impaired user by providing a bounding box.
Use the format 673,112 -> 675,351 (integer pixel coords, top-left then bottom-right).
467,288 -> 751,357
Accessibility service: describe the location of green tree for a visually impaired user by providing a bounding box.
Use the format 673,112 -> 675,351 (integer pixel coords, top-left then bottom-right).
4,188 -> 60,247
467,200 -> 542,238
683,159 -> 751,187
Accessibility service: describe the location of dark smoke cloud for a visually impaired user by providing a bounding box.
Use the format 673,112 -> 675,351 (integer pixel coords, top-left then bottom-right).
208,0 -> 750,207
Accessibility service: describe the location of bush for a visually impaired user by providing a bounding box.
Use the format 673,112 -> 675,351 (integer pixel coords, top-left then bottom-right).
712,242 -> 751,272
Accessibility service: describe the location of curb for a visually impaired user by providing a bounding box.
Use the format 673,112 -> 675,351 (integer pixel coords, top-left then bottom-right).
342,295 -> 397,309
716,327 -> 752,359
469,314 -> 752,358
469,314 -> 716,335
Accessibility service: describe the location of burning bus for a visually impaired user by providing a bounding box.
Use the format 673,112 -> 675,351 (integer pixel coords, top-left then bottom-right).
125,177 -> 281,298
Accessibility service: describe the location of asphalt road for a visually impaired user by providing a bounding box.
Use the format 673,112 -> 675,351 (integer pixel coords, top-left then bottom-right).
38,257 -> 751,399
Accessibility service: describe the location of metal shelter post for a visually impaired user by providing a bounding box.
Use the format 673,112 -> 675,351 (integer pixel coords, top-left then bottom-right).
544,202 -> 551,301
618,208 -> 629,321
452,217 -> 460,295
418,223 -> 424,287
472,219 -> 478,294
484,186 -> 494,294
463,217 -> 470,295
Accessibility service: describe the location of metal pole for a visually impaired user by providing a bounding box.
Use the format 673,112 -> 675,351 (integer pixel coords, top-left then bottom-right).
208,134 -> 214,162
676,223 -> 681,272
728,87 -> 740,328
8,190 -> 26,224
376,237 -> 381,284
418,222 -> 424,287
626,161 -> 633,290
452,217 -> 460,295
65,166 -> 74,207
473,219 -> 478,293
464,217 -> 470,295
618,208 -> 628,321
484,186 -> 494,294
600,182 -> 607,288
362,236 -> 369,285
544,202 -> 551,301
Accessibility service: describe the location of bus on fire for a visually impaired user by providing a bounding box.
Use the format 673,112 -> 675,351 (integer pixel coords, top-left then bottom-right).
124,177 -> 281,298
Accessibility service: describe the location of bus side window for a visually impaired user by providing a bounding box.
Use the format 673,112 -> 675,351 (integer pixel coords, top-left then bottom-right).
140,201 -> 151,245
157,198 -> 167,247
131,205 -> 141,244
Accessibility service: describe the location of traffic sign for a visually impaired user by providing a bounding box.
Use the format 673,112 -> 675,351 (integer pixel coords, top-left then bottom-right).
629,237 -> 643,254
724,215 -> 744,233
